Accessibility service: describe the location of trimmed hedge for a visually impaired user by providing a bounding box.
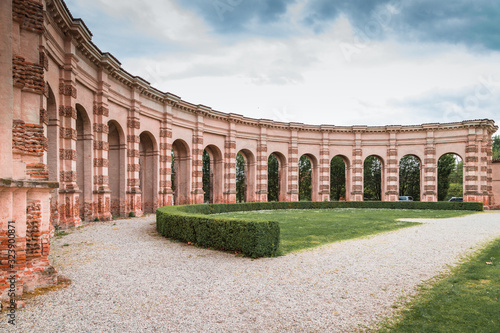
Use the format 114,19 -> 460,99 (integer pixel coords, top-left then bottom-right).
156,200 -> 483,258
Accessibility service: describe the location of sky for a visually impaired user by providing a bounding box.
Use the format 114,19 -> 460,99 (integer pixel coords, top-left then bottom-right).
65,0 -> 499,132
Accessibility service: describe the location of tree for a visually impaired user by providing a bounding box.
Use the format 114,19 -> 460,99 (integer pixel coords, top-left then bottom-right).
437,154 -> 457,201
236,153 -> 245,202
299,155 -> 312,201
202,150 -> 211,203
171,149 -> 176,204
493,135 -> 500,159
399,155 -> 420,201
330,156 -> 346,200
268,154 -> 279,201
364,156 -> 382,201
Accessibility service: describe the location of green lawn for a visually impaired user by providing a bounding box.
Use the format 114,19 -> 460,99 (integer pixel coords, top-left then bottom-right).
376,237 -> 500,333
219,208 -> 474,255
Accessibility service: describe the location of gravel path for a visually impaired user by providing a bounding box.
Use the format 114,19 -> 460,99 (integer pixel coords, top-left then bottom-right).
3,211 -> 500,332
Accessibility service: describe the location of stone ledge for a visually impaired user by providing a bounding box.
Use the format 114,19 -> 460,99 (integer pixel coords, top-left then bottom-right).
0,178 -> 58,189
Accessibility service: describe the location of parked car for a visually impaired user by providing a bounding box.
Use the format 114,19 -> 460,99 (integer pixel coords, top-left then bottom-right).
449,197 -> 463,202
399,196 -> 413,201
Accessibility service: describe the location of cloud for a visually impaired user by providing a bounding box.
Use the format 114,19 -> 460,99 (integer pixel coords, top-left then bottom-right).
174,0 -> 294,36
302,0 -> 500,51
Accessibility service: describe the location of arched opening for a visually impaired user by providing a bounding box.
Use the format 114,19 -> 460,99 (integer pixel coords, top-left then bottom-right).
46,86 -> 58,183
299,155 -> 312,201
46,85 -> 59,225
268,152 -> 287,202
399,155 -> 421,201
76,104 -> 92,220
438,153 -> 463,201
236,150 -> 256,203
108,121 -> 126,217
330,156 -> 347,201
364,155 -> 383,201
139,132 -> 157,213
172,139 -> 190,205
236,152 -> 246,202
203,145 -> 224,203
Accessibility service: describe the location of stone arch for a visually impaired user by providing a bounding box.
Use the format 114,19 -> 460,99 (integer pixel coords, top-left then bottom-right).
108,120 -> 126,216
268,152 -> 287,202
76,104 -> 93,220
330,155 -> 350,201
237,149 -> 256,203
438,152 -> 463,201
203,144 -> 224,203
399,155 -> 422,201
172,139 -> 191,205
364,155 -> 384,201
139,131 -> 158,213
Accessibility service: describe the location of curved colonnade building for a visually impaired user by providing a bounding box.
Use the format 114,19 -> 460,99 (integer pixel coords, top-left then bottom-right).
0,0 -> 498,297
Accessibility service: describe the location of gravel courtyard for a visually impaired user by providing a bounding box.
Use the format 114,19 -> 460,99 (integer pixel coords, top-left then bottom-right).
3,211 -> 500,332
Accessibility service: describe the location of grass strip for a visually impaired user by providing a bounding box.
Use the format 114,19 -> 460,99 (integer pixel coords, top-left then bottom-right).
219,209 -> 473,255
376,237 -> 500,333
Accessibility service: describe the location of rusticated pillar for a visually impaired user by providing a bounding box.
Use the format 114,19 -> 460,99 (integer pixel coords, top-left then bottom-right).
255,124 -> 268,202
464,128 -> 493,205
191,112 -> 204,204
92,68 -> 111,221
224,121 -> 237,203
58,38 -> 81,228
287,128 -> 299,201
350,127 -> 365,201
422,128 -> 437,202
318,131 -> 330,201
125,91 -> 142,217
158,112 -> 173,207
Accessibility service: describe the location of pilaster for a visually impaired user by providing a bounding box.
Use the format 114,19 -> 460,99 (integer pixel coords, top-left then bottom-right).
318,131 -> 330,201
422,129 -> 437,202
351,127 -> 365,201
224,121 -> 237,203
125,88 -> 142,216
255,124 -> 268,202
191,112 -> 204,204
158,109 -> 173,207
287,129 -> 299,202
92,68 -> 111,221
385,128 -> 399,201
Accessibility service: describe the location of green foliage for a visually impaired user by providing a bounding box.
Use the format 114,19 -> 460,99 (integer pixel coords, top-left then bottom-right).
156,204 -> 280,258
236,153 -> 246,202
268,154 -> 280,202
171,149 -> 176,202
493,135 -> 500,159
299,155 -> 312,201
438,154 -> 463,201
364,156 -> 382,201
202,150 -> 210,203
379,238 -> 500,332
330,156 -> 346,201
399,155 -> 421,201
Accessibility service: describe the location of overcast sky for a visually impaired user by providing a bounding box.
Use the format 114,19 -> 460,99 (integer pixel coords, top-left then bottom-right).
65,0 -> 499,132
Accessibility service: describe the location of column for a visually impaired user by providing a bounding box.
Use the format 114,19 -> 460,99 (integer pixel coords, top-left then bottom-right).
224,121 -> 237,203
287,127 -> 299,202
191,112 -> 204,204
92,68 -> 111,221
125,89 -> 142,216
422,128 -> 437,201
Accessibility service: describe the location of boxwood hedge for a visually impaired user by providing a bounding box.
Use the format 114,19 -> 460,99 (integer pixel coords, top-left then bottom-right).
156,201 -> 482,258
